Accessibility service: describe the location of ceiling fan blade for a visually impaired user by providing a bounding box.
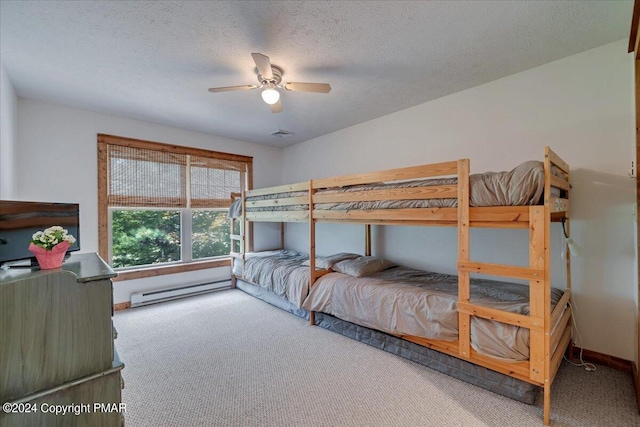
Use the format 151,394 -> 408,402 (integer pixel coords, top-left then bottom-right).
284,82 -> 331,93
251,53 -> 273,79
269,99 -> 283,114
208,85 -> 257,93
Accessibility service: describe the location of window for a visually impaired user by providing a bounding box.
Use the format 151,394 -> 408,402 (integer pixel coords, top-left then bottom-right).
98,134 -> 252,279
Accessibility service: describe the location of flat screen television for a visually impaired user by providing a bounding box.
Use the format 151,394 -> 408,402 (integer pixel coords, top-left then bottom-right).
0,200 -> 80,266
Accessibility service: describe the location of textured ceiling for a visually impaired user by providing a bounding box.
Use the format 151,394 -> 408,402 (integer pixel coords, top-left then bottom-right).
0,1 -> 633,147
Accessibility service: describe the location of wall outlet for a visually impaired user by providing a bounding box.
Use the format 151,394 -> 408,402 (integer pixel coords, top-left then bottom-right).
629,160 -> 636,178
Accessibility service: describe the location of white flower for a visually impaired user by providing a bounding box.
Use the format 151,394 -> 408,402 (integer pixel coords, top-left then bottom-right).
31,225 -> 76,251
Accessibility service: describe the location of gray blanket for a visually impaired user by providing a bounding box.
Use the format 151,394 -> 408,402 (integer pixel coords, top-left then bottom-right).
233,250 -> 310,308
302,266 -> 563,361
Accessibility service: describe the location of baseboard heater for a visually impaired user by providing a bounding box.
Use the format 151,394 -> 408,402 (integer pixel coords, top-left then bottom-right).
130,279 -> 231,307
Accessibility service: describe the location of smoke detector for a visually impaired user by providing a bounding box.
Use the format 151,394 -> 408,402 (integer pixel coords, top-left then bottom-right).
270,129 -> 295,138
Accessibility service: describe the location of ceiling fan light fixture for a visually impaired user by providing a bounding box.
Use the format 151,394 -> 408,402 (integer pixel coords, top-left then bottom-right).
207,53 -> 330,114
261,87 -> 280,105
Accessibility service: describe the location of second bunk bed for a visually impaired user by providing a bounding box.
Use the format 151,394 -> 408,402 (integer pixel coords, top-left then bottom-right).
228,147 -> 572,426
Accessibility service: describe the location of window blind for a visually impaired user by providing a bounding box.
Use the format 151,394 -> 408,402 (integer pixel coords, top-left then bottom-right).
106,144 -> 246,209
190,156 -> 246,208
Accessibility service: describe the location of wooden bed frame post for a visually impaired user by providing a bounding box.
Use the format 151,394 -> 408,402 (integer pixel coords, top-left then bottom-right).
230,215 -> 237,289
281,223 -> 285,249
365,224 -> 371,256
230,216 -> 234,288
563,167 -> 573,361
541,148 -> 554,425
309,180 -> 316,326
457,159 -> 471,359
529,205 -> 548,422
241,190 -> 247,277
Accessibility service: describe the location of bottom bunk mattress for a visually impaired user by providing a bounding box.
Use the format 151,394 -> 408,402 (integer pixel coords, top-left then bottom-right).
235,277 -> 310,319
235,279 -> 540,405
303,266 -> 564,361
232,250 -> 311,308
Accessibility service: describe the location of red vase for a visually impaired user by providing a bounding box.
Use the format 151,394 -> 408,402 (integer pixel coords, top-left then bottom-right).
28,241 -> 71,269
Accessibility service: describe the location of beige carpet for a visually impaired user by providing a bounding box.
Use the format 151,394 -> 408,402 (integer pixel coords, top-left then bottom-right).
113,289 -> 639,427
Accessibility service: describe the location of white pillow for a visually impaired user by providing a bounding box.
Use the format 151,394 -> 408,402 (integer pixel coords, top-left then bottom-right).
301,252 -> 360,269
244,249 -> 290,259
332,256 -> 396,277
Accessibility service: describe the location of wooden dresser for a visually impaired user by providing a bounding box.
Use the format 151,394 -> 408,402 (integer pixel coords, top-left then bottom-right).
0,253 -> 124,427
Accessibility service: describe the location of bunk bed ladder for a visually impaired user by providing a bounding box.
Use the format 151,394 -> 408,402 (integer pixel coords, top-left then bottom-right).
457,208 -> 552,424
229,192 -> 246,287
455,179 -> 551,417
456,148 -> 570,426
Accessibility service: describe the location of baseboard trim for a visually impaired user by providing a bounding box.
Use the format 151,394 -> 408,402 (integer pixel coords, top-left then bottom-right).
114,302 -> 131,311
633,363 -> 640,412
571,346 -> 633,373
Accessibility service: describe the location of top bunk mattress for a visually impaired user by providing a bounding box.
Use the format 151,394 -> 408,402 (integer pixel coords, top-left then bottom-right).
229,160 -> 561,218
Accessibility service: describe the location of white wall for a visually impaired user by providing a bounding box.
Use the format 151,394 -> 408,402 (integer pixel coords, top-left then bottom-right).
283,40 -> 636,361
16,99 -> 283,303
0,62 -> 18,199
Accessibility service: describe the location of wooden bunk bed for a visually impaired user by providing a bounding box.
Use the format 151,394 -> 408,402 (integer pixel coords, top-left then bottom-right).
230,146 -> 571,426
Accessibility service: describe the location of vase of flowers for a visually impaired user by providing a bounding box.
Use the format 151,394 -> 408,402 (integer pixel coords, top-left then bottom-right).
28,226 -> 76,269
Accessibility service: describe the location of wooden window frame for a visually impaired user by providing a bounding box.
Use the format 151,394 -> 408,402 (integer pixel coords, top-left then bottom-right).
97,134 -> 253,281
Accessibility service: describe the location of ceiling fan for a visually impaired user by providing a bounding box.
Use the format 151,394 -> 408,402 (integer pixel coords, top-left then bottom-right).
208,53 -> 331,114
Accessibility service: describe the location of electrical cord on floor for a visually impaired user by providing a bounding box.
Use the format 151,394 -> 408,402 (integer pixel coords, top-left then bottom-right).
563,301 -> 596,372
560,235 -> 596,372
